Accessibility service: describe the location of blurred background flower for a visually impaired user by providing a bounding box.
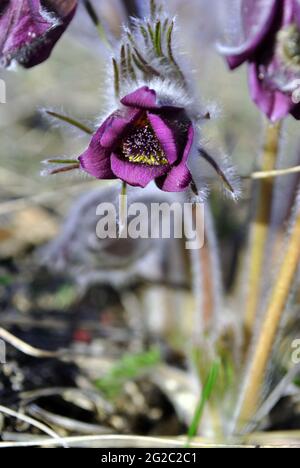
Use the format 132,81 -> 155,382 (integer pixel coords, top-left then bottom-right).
218,0 -> 300,121
0,0 -> 78,68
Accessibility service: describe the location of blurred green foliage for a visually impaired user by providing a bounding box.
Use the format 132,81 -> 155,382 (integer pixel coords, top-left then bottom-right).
94,347 -> 161,399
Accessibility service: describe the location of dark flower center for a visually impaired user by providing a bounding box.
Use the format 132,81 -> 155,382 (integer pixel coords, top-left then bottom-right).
279,24 -> 300,66
121,118 -> 168,167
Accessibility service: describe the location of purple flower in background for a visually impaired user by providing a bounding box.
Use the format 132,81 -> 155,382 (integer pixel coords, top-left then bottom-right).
0,0 -> 77,68
79,86 -> 194,192
219,0 -> 300,121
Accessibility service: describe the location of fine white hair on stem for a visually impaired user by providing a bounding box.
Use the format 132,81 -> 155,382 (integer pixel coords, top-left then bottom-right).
40,159 -> 81,178
201,100 -> 223,121
188,184 -> 210,204
188,143 -> 242,201
124,76 -> 194,112
218,154 -> 242,202
39,107 -> 93,136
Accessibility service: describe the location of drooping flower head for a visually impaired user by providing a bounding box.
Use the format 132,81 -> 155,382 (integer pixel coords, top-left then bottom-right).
76,1 -> 198,192
45,0 -> 238,197
78,85 -> 194,192
0,0 -> 77,68
218,0 -> 300,121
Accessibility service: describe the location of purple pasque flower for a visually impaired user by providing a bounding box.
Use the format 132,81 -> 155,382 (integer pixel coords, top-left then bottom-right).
45,1 -> 238,198
78,86 -> 194,192
218,0 -> 300,121
0,0 -> 77,68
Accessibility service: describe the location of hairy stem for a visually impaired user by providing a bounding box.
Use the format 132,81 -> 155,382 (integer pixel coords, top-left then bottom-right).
236,212 -> 300,430
199,148 -> 235,194
245,121 -> 282,336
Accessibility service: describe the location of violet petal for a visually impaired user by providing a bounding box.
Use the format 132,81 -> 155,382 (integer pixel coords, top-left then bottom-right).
248,62 -> 294,121
121,86 -> 158,109
0,0 -> 77,68
218,0 -> 278,69
156,125 -> 194,192
111,153 -> 169,188
147,112 -> 179,165
100,108 -> 142,149
78,116 -> 116,180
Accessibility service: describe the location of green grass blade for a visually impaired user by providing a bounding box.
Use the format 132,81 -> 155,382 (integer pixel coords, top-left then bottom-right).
187,360 -> 220,445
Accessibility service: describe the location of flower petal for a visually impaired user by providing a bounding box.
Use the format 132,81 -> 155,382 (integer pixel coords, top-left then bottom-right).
0,0 -> 77,68
121,86 -> 158,109
78,115 -> 116,180
156,162 -> 192,192
111,153 -> 169,188
218,0 -> 278,69
147,112 -> 179,165
248,62 -> 294,121
79,148 -> 115,180
100,108 -> 142,149
156,125 -> 194,192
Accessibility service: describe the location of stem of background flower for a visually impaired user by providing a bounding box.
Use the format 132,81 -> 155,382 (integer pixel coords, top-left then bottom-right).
244,120 -> 282,338
83,0 -> 112,49
236,212 -> 300,431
